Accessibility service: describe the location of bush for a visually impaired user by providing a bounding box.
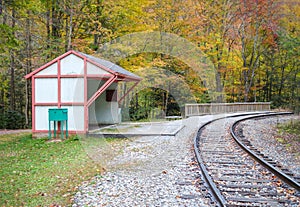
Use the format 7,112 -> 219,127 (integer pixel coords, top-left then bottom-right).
0,111 -> 5,129
0,110 -> 26,129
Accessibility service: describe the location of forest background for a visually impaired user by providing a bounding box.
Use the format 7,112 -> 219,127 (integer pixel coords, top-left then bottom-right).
0,0 -> 299,129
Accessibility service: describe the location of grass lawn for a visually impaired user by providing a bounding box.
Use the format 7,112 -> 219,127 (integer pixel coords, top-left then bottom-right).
276,119 -> 300,155
278,119 -> 300,136
0,133 -> 104,206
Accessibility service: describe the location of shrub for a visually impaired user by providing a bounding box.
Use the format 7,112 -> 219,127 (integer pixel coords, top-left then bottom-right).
0,110 -> 26,129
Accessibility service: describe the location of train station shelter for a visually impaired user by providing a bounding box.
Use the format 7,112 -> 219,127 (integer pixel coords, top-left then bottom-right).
25,50 -> 141,134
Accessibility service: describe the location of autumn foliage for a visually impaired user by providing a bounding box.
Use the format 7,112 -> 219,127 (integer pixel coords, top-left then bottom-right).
0,0 -> 299,126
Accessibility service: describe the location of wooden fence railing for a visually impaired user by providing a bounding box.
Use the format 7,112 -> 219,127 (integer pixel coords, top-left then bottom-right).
185,102 -> 271,117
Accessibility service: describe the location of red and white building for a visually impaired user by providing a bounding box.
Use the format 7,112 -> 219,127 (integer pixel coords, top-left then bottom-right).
25,50 -> 141,134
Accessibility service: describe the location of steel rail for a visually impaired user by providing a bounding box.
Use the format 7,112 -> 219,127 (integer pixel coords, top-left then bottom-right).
193,112 -> 275,206
194,119 -> 227,207
230,112 -> 300,191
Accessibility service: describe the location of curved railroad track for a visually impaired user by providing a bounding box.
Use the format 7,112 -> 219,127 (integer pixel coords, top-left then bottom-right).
194,112 -> 300,207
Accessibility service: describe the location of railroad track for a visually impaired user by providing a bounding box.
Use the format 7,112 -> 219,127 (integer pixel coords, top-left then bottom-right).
194,112 -> 300,207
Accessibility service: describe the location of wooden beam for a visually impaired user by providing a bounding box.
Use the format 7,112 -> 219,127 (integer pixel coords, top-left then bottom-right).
118,80 -> 140,104
87,75 -> 117,107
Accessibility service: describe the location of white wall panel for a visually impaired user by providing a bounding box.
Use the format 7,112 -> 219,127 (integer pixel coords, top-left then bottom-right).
88,82 -> 119,124
35,106 -> 56,130
61,54 -> 84,75
36,63 -> 57,75
35,78 -> 58,103
65,106 -> 84,131
88,102 -> 97,124
94,93 -> 119,124
35,106 -> 84,131
87,62 -> 110,75
61,78 -> 84,102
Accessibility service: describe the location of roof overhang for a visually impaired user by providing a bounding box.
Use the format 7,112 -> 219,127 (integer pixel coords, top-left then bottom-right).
25,50 -> 142,82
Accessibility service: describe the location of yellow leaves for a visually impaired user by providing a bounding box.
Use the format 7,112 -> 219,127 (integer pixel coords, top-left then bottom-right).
103,0 -> 155,34
152,57 -> 167,68
119,54 -> 153,72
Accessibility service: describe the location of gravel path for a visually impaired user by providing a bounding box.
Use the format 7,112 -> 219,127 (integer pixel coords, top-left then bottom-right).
242,115 -> 300,177
72,116 -> 213,207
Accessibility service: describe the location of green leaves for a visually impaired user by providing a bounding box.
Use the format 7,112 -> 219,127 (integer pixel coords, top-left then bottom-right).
0,0 -> 299,125
0,24 -> 20,52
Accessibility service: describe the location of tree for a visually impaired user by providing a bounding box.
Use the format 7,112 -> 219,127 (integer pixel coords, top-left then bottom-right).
0,0 -> 299,129
262,0 -> 300,109
235,0 -> 280,101
183,0 -> 240,102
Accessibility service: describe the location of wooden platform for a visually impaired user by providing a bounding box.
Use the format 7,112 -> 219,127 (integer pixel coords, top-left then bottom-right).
88,120 -> 185,137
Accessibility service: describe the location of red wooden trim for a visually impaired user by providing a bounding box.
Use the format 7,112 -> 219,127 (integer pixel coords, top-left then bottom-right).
69,50 -> 86,60
25,50 -> 74,79
87,75 -> 117,107
32,129 -> 86,134
118,80 -> 140,104
60,75 -> 113,79
26,50 -> 141,135
61,75 -> 113,78
63,50 -> 116,77
34,102 -> 84,106
32,72 -> 140,81
33,75 -> 58,78
25,62 -> 57,79
25,50 -> 141,81
86,58 -> 117,76
84,56 -> 88,133
57,59 -> 61,108
34,103 -> 59,106
86,74 -> 113,79
62,102 -> 84,106
72,51 -> 141,81
32,77 -> 36,131
61,74 -> 84,78
34,74 -> 114,79
117,74 -> 142,82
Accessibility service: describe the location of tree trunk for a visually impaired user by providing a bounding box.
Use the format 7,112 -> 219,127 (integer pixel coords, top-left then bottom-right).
25,10 -> 32,127
9,54 -> 15,111
0,0 -> 2,15
165,89 -> 168,116
9,9 -> 16,111
46,0 -> 50,58
278,66 -> 285,97
215,71 -> 224,102
93,0 -> 104,48
66,3 -> 73,51
52,0 -> 59,38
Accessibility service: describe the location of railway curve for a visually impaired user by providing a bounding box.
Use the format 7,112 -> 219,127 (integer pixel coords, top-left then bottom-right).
194,112 -> 300,207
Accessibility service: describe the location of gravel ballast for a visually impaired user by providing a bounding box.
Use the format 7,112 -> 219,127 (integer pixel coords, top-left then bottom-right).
72,116 -> 213,207
72,114 -> 300,206
242,115 -> 300,177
